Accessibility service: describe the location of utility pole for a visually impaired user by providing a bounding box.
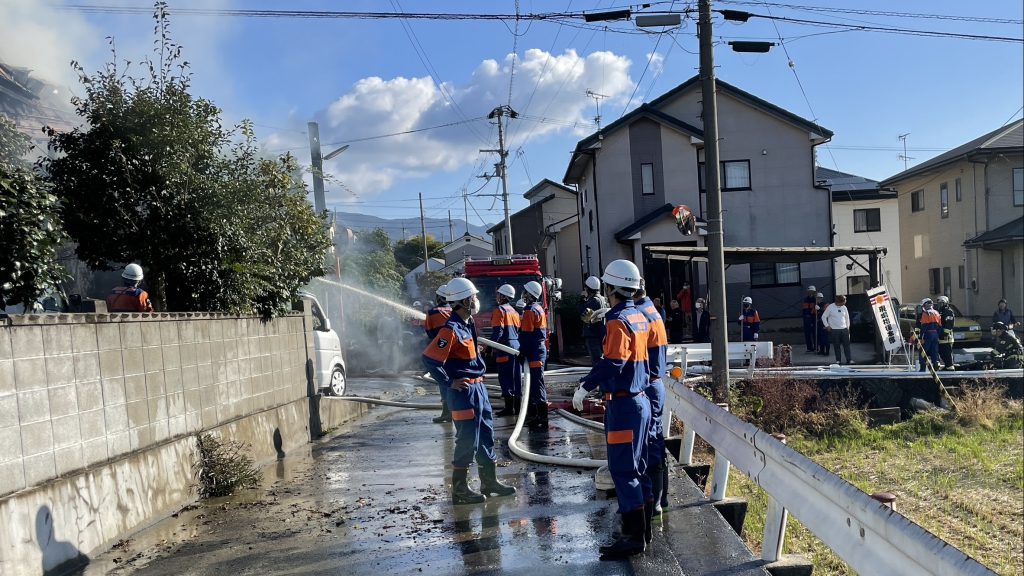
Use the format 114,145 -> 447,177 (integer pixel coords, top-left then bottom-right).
463,189 -> 470,235
419,192 -> 429,271
401,223 -> 407,241
307,121 -> 326,214
486,105 -> 517,255
448,210 -> 454,241
699,0 -> 731,404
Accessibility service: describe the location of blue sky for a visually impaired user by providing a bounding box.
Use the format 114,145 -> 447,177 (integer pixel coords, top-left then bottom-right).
2,1 -> 1022,234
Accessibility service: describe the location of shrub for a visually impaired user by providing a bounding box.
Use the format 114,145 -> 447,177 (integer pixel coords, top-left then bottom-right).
193,433 -> 260,498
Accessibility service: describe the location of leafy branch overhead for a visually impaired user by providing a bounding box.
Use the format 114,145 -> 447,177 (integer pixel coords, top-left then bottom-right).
42,2 -> 329,316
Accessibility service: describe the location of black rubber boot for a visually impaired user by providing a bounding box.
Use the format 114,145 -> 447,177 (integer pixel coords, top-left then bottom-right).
649,460 -> 665,516
528,402 -> 548,430
433,397 -> 452,423
511,395 -> 521,415
643,502 -> 654,545
660,462 -> 669,510
524,402 -> 537,426
452,468 -> 485,504
495,394 -> 515,417
599,509 -> 646,559
478,460 -> 516,497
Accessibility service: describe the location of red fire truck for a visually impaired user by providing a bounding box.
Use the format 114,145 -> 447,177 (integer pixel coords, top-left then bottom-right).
463,255 -> 561,337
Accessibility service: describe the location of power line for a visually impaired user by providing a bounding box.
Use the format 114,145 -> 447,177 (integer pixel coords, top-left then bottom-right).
716,1 -> 1024,25
267,117 -> 486,153
743,12 -> 1024,44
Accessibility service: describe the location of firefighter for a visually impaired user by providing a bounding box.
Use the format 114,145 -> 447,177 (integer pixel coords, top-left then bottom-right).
424,284 -> 454,423
801,286 -> 817,352
422,277 -> 516,504
572,259 -> 651,560
579,276 -> 608,364
936,295 -> 956,369
490,284 -> 522,417
106,264 -> 154,313
815,293 -> 830,356
988,322 -> 1023,369
738,297 -> 760,342
634,283 -> 669,530
914,298 -> 942,372
521,281 -> 549,430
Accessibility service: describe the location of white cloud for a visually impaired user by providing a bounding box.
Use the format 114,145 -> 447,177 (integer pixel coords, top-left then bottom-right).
275,47 -> 635,204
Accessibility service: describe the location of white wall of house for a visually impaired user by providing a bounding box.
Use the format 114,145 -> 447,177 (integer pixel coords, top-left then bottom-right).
832,198 -> 902,300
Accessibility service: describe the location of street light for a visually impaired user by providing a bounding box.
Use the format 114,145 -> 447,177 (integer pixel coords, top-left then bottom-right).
322,143 -> 349,162
307,121 -> 350,214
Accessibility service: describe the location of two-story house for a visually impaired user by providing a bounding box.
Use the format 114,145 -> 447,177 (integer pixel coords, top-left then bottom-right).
563,76 -> 834,319
439,233 -> 493,275
880,120 -> 1023,319
488,179 -> 583,294
818,167 -> 902,300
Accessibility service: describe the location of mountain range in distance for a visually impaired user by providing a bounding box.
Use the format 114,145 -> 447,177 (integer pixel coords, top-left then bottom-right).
334,211 -> 494,244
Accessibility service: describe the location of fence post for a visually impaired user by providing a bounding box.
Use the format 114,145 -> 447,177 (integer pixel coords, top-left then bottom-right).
709,403 -> 731,501
761,433 -> 790,562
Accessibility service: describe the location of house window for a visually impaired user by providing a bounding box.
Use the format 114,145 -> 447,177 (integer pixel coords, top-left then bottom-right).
955,177 -> 962,202
942,267 -> 952,297
641,163 -> 655,196
847,275 -> 870,294
750,262 -> 801,287
853,208 -> 881,233
698,160 -> 752,192
940,183 -> 949,218
911,190 -> 925,212
958,265 -> 965,289
928,268 -> 941,294
1014,167 -> 1023,206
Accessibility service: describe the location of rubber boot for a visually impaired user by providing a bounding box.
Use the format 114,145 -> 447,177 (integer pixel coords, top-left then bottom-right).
524,402 -> 537,426
599,509 -> 646,560
433,397 -> 452,423
478,460 -> 516,497
660,462 -> 669,510
528,402 -> 548,430
648,459 -> 664,516
511,395 -> 521,415
452,468 -> 485,504
495,394 -> 515,417
643,502 -> 654,545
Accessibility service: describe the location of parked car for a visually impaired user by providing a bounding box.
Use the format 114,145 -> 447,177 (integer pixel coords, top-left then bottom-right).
299,292 -> 347,396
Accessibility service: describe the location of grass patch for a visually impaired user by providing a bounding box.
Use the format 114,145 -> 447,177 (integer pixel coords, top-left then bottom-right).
726,398 -> 1023,575
193,433 -> 261,498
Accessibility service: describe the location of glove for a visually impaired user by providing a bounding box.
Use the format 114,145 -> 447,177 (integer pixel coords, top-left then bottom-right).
753,333 -> 759,340
572,384 -> 589,412
738,315 -> 744,322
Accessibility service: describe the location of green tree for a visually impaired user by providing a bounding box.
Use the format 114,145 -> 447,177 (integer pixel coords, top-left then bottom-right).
416,271 -> 451,304
393,235 -> 444,271
42,4 -> 328,316
0,117 -> 66,310
341,228 -> 403,298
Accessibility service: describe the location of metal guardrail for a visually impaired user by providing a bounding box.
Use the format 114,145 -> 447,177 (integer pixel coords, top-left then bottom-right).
662,377 -> 996,575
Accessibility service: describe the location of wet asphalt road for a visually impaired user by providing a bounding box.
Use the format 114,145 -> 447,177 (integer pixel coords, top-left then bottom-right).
84,376 -> 764,576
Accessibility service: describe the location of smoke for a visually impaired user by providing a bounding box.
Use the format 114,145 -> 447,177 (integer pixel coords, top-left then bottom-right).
0,0 -> 100,89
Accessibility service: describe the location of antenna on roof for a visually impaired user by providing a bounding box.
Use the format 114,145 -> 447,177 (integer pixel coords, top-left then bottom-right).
897,133 -> 914,170
586,89 -> 608,136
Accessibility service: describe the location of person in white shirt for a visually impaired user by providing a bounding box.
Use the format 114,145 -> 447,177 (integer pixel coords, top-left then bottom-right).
821,294 -> 852,364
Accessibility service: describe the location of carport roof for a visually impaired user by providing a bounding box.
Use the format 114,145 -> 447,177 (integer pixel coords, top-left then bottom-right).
963,216 -> 1023,248
644,245 -> 887,264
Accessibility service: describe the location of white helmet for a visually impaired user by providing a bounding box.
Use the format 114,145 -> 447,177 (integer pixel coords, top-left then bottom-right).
497,284 -> 515,299
445,277 -> 479,302
524,281 -> 543,299
122,263 -> 144,281
921,298 -> 933,306
601,260 -> 641,290
436,284 -> 449,298
816,292 -> 824,298
807,285 -> 816,292
585,276 -> 601,291
937,295 -> 949,304
742,296 -> 753,304
412,301 -> 422,308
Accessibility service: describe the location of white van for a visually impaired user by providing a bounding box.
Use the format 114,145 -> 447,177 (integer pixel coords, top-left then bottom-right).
299,292 -> 347,396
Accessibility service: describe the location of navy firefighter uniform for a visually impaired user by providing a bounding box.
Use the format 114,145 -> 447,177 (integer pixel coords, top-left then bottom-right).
580,300 -> 652,516
915,304 -> 942,371
739,305 -> 761,342
520,300 -> 549,417
490,302 -> 522,405
423,300 -> 454,421
802,292 -> 817,352
636,295 -> 669,512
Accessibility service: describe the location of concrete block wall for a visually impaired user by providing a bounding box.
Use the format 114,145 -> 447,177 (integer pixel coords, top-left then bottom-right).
0,312 -> 309,498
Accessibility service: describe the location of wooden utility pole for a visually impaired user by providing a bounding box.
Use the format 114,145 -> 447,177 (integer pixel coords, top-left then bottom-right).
419,192 -> 429,270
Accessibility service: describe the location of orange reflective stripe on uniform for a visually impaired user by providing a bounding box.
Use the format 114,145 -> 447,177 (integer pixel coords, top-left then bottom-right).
496,356 -> 510,363
603,319 -> 632,360
451,408 -> 475,421
606,429 -> 634,444
423,327 -> 456,363
745,311 -> 761,325
528,360 -> 543,368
